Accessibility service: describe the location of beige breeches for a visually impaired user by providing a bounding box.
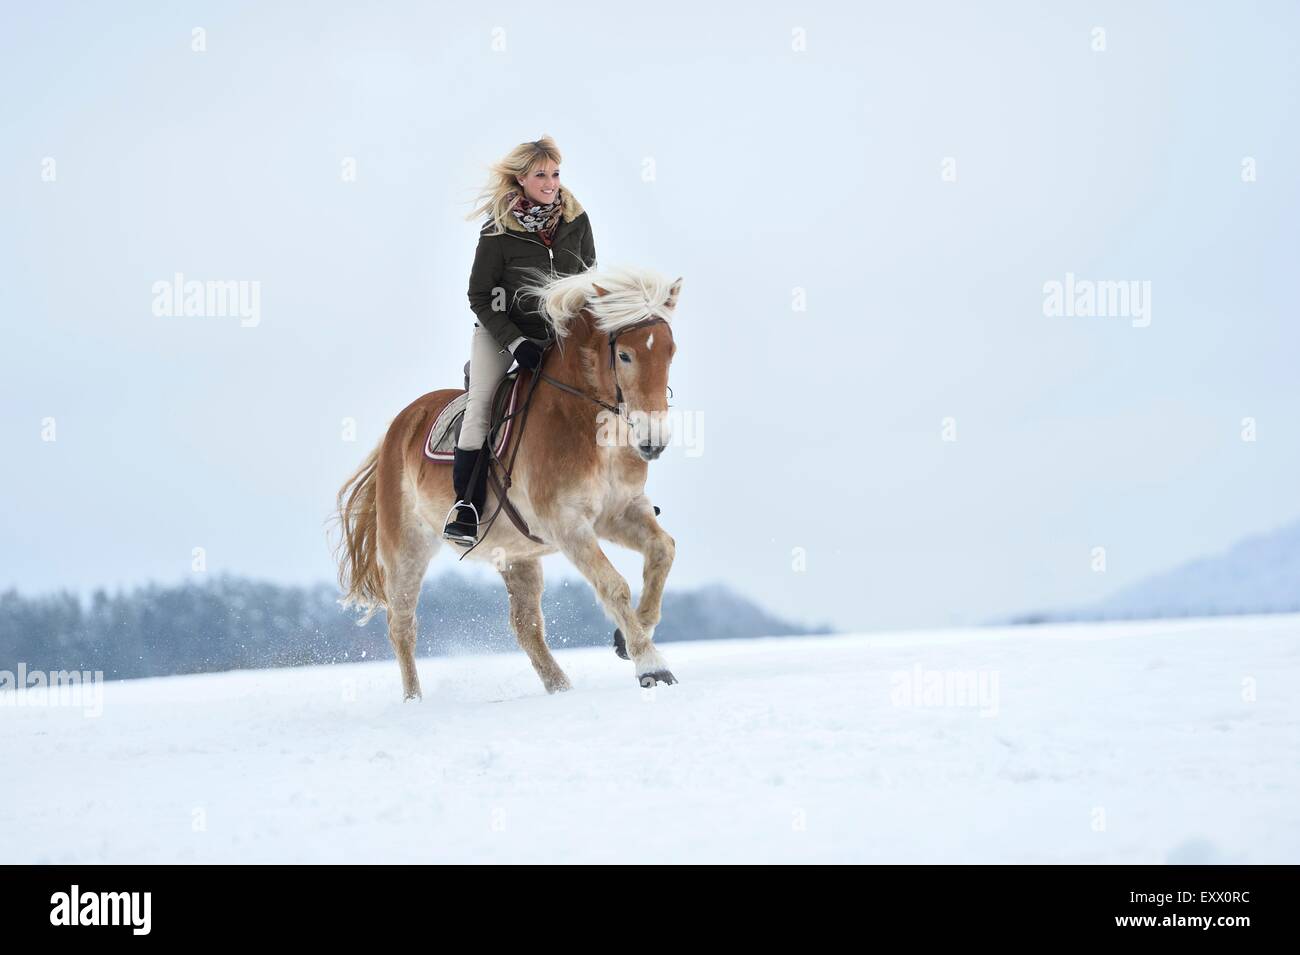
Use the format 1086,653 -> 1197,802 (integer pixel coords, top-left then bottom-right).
456,322 -> 515,450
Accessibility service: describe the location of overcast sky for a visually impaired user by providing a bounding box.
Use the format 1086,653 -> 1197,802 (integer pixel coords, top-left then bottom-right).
2,1 -> 1297,632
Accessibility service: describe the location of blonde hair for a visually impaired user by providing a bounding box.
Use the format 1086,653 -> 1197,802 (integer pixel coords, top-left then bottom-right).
466,136 -> 564,234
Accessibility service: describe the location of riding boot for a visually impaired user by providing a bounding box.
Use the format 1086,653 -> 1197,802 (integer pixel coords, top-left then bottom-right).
468,449 -> 489,521
443,446 -> 482,544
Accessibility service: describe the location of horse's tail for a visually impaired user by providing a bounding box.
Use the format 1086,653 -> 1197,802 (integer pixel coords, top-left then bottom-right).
332,442 -> 386,623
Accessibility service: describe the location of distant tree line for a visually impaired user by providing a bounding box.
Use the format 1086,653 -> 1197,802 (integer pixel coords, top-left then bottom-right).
0,573 -> 830,681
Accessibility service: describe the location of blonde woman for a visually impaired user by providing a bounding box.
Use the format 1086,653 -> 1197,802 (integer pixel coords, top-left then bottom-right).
444,136 -> 597,544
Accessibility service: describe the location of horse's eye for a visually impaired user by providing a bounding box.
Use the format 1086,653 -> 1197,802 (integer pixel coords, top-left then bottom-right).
619,352 -> 632,363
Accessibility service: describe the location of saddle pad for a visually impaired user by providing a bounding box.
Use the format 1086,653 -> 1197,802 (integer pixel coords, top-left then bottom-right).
424,372 -> 523,462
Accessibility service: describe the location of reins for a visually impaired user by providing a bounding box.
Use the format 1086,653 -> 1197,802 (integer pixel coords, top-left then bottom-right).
455,356 -> 547,558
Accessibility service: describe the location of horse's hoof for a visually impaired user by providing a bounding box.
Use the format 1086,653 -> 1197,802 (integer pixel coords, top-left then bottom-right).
638,670 -> 677,688
613,628 -> 629,660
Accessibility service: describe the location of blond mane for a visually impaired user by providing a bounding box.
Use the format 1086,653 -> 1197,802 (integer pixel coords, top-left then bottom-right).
517,265 -> 681,340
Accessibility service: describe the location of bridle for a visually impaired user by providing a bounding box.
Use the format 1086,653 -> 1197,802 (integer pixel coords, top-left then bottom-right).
535,314 -> 672,423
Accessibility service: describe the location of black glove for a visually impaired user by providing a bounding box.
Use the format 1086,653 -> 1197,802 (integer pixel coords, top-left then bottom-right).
512,339 -> 544,371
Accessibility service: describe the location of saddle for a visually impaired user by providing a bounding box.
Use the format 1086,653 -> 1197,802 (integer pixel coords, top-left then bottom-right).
422,361 -> 525,462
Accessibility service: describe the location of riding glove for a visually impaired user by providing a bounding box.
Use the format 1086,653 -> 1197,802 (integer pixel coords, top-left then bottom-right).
510,339 -> 544,371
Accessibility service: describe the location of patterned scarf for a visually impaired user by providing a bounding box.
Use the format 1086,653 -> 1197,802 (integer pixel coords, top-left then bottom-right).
507,188 -> 565,246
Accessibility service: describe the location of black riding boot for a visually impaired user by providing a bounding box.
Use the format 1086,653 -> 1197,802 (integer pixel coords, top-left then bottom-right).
444,446 -> 484,544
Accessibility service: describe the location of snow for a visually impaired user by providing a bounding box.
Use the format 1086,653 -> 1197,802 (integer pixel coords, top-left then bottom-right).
3,615 -> 1298,863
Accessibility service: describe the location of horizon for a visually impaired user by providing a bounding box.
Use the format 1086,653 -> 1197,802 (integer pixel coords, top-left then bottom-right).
7,508 -> 1297,634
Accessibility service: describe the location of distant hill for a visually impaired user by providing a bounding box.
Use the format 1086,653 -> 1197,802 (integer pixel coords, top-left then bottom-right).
1011,519 -> 1300,624
0,572 -> 832,681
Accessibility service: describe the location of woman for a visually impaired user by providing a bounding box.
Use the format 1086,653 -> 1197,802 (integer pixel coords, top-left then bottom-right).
444,136 -> 597,544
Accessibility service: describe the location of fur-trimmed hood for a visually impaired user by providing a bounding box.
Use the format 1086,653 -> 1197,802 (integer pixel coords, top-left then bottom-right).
501,188 -> 586,233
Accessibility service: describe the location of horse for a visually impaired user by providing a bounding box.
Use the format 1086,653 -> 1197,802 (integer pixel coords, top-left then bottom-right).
332,265 -> 682,701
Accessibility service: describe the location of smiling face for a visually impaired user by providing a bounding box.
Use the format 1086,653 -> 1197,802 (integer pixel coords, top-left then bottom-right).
517,159 -> 561,205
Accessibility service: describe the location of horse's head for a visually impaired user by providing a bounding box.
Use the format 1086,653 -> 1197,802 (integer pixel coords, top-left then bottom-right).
522,266 -> 683,463
590,279 -> 680,461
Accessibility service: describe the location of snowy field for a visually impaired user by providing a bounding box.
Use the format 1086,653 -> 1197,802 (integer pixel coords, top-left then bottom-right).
3,614 -> 1298,864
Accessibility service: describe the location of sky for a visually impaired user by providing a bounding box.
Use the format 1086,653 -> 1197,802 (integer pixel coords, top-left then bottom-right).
2,1 -> 1298,632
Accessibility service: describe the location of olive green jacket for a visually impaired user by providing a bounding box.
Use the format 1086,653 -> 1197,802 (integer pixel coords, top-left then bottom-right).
466,189 -> 596,350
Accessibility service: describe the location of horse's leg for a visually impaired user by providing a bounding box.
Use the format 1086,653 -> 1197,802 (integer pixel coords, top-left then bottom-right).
553,525 -> 676,687
599,496 -> 676,648
498,557 -> 571,694
379,513 -> 439,701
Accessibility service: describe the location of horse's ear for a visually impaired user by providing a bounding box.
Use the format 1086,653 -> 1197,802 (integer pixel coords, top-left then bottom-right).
591,283 -> 610,298
665,277 -> 684,311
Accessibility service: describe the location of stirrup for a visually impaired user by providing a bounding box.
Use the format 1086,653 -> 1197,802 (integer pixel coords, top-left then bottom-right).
442,500 -> 480,545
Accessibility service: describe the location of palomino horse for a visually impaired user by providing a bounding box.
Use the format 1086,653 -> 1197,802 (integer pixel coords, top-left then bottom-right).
333,265 -> 682,700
